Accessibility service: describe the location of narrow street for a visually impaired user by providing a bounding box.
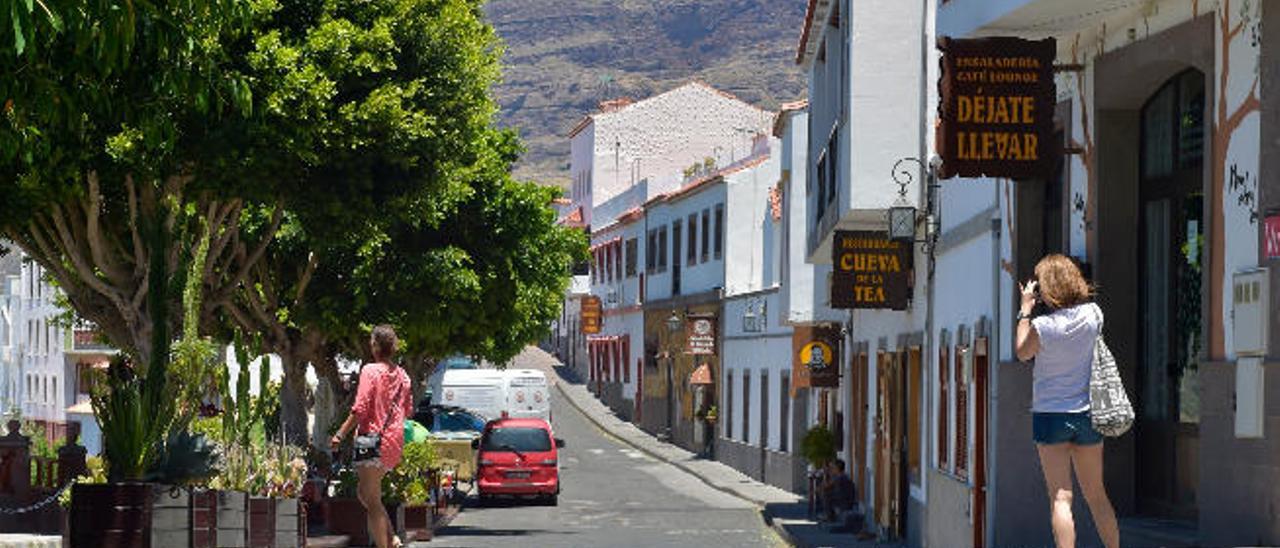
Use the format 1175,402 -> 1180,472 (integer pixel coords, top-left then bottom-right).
426,388 -> 784,547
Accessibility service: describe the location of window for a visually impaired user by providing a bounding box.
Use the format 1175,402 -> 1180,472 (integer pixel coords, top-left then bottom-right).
481,427 -> 552,452
954,344 -> 969,479
623,339 -> 631,383
687,214 -> 698,265
938,337 -> 950,471
908,347 -> 922,485
760,371 -> 769,450
743,370 -> 752,445
780,372 -> 791,452
701,209 -> 711,261
605,246 -> 614,282
657,226 -> 668,272
646,230 -> 656,273
614,242 -> 622,282
625,238 -> 638,277
725,373 -> 734,439
714,204 -> 724,259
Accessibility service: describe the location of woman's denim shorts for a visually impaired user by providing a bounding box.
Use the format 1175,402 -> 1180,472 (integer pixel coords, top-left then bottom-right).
1032,412 -> 1103,445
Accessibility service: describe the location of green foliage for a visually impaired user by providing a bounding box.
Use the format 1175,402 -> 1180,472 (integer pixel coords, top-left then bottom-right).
19,420 -> 61,460
384,439 -> 439,506
800,425 -> 837,468
58,456 -> 106,508
146,430 -> 219,486
91,356 -> 172,482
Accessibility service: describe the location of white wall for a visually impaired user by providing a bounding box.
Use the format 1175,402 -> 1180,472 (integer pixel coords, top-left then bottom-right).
645,183 -> 728,302
722,289 -> 792,450
779,111 -> 843,326
585,82 -> 774,214
725,146 -> 782,297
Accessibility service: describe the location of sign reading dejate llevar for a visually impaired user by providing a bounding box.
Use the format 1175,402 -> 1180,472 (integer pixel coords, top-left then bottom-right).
831,231 -> 913,310
937,36 -> 1056,180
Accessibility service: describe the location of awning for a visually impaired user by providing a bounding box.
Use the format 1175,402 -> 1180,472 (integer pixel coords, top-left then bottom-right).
689,363 -> 714,385
66,400 -> 95,415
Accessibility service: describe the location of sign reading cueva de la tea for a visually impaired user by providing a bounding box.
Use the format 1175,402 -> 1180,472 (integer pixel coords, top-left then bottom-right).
937,36 -> 1057,180
580,296 -> 602,334
685,314 -> 717,355
792,325 -> 840,395
831,231 -> 913,310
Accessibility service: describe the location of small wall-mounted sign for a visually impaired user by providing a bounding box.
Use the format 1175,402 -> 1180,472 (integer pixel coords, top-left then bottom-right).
1264,214 -> 1280,259
580,296 -> 602,334
685,315 -> 717,356
792,325 -> 840,393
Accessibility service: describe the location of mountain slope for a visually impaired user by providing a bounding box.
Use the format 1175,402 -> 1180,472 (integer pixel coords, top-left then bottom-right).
485,0 -> 809,189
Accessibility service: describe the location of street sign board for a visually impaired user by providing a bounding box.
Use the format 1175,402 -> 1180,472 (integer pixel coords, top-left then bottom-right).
792,325 -> 840,394
831,231 -> 913,310
1265,214 -> 1280,259
685,315 -> 717,355
937,36 -> 1057,180
581,296 -> 602,334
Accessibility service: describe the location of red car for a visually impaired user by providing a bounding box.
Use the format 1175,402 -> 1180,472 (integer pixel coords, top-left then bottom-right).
472,417 -> 564,505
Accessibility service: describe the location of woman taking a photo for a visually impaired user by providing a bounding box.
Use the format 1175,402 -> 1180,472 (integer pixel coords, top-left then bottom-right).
332,325 -> 413,548
1015,255 -> 1119,548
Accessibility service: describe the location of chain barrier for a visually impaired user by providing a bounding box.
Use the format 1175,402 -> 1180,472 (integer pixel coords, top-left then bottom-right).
0,482 -> 74,515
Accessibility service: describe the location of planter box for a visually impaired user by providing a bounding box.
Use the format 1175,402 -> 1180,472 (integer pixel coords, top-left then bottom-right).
217,490 -> 249,548
69,483 -> 154,548
190,489 -> 219,548
402,504 -> 432,542
325,497 -> 368,546
247,496 -> 275,547
151,486 -> 191,547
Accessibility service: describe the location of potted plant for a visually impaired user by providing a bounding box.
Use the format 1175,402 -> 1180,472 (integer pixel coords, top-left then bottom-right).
702,405 -> 718,424
388,440 -> 438,541
800,425 -> 837,469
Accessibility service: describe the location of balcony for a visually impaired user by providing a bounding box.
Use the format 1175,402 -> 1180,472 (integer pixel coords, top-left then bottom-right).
938,0 -> 1147,39
66,327 -> 115,355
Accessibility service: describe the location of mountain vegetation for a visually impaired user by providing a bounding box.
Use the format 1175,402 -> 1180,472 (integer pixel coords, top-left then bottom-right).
485,0 -> 809,188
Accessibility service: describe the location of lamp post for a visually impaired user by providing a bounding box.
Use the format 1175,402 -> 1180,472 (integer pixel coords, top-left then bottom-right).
664,311 -> 682,442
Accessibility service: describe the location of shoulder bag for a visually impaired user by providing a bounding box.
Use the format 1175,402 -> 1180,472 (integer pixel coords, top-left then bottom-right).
353,375 -> 404,463
1090,307 -> 1135,437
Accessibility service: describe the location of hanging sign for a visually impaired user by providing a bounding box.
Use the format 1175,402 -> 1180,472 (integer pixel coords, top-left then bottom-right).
792,325 -> 840,394
1265,215 -> 1280,259
685,315 -> 717,355
936,36 -> 1057,180
580,296 -> 602,334
831,231 -> 913,310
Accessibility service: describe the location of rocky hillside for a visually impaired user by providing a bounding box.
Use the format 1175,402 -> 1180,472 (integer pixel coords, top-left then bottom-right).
484,0 -> 808,189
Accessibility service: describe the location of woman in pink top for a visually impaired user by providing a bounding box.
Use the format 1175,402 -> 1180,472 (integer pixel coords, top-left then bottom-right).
331,325 -> 412,548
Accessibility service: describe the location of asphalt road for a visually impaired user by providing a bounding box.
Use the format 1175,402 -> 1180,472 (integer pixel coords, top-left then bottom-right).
422,396 -> 785,548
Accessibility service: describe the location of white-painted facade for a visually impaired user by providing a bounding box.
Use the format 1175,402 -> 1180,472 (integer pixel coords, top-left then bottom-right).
569,82 -> 774,229
777,108 -> 843,329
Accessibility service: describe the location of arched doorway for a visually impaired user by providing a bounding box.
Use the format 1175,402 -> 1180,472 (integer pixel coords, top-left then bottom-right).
1136,68 -> 1203,519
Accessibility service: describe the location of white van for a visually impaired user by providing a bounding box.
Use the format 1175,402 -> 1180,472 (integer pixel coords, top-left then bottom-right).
431,369 -> 507,421
503,369 -> 551,422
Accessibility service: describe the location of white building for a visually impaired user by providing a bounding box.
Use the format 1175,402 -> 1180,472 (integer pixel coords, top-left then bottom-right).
798,0 -> 935,543
567,81 -> 775,230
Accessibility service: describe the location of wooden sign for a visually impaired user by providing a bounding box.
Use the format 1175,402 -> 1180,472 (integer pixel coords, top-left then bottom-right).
937,36 -> 1057,180
580,296 -> 602,334
831,231 -> 913,310
792,325 -> 840,393
685,315 -> 717,356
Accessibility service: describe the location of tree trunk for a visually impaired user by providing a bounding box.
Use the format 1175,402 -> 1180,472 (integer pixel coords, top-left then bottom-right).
278,353 -> 312,447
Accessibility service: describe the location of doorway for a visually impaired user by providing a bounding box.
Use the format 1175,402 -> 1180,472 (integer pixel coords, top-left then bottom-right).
1135,69 -> 1203,518
874,350 -> 906,538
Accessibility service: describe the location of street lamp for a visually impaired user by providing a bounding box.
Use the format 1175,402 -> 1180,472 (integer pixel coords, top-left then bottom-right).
663,310 -> 682,443
887,156 -> 943,246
